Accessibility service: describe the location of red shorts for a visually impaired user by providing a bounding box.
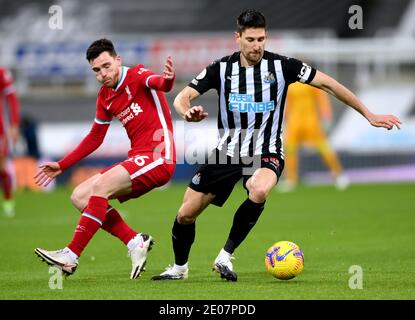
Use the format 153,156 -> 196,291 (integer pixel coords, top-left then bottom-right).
101,153 -> 176,203
0,134 -> 8,157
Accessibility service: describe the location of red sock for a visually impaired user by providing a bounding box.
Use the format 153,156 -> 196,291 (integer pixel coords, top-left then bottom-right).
0,170 -> 12,199
68,196 -> 108,257
101,207 -> 137,245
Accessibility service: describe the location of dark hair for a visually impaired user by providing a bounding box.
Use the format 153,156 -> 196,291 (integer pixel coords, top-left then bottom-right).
236,9 -> 266,34
86,38 -> 117,62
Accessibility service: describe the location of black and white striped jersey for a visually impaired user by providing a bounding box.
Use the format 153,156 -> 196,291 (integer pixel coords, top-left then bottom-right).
188,50 -> 316,159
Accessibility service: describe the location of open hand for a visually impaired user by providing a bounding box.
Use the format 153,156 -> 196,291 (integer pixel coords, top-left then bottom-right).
368,114 -> 402,130
184,106 -> 208,122
34,162 -> 62,187
163,56 -> 175,80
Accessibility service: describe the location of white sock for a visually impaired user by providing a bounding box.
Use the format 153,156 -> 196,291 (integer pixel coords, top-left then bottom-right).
174,262 -> 188,270
65,247 -> 79,262
220,248 -> 232,257
127,233 -> 142,251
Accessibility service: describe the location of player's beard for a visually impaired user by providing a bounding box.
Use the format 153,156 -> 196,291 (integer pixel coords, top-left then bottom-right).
103,68 -> 120,88
103,79 -> 114,87
243,50 -> 263,65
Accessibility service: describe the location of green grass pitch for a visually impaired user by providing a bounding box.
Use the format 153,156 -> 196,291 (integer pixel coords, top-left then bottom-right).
1,182 -> 414,300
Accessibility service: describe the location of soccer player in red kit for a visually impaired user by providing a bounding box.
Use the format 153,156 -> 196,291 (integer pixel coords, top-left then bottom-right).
34,39 -> 176,279
0,66 -> 20,217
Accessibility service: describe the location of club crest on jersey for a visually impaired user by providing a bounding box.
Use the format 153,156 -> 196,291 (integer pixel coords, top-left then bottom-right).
191,173 -> 201,185
125,85 -> 133,100
263,71 -> 276,84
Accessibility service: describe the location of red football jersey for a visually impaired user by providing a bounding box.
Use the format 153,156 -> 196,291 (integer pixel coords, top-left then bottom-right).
0,67 -> 20,135
58,64 -> 175,171
96,64 -> 175,161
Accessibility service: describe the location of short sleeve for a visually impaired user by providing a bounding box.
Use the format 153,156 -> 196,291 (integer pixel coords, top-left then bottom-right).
281,57 -> 316,84
188,60 -> 220,94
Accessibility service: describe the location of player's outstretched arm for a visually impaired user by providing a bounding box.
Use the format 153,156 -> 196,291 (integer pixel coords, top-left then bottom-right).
173,86 -> 208,122
146,56 -> 175,92
310,70 -> 402,130
34,162 -> 62,187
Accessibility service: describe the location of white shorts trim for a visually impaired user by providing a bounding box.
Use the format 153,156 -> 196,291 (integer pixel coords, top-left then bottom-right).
130,157 -> 164,180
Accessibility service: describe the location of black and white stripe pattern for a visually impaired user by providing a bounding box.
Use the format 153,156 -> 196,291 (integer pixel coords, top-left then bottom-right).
189,51 -> 316,159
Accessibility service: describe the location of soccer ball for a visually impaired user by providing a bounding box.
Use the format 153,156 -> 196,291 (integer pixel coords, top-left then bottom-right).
265,240 -> 304,280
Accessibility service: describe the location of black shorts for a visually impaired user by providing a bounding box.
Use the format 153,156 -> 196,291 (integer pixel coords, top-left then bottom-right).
189,149 -> 284,207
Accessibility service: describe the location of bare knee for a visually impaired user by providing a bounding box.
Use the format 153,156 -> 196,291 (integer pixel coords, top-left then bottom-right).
71,175 -> 116,211
70,187 -> 89,212
175,188 -> 214,224
176,210 -> 197,224
176,201 -> 202,224
248,185 -> 269,203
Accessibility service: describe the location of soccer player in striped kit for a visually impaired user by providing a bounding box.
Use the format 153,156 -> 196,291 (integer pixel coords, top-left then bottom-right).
34,39 -> 176,279
0,66 -> 20,217
152,9 -> 401,281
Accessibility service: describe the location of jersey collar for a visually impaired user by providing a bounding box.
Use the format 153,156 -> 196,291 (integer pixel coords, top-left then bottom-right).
113,66 -> 129,91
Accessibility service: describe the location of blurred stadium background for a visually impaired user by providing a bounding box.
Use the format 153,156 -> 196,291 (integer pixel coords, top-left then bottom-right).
1,0 -> 415,189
